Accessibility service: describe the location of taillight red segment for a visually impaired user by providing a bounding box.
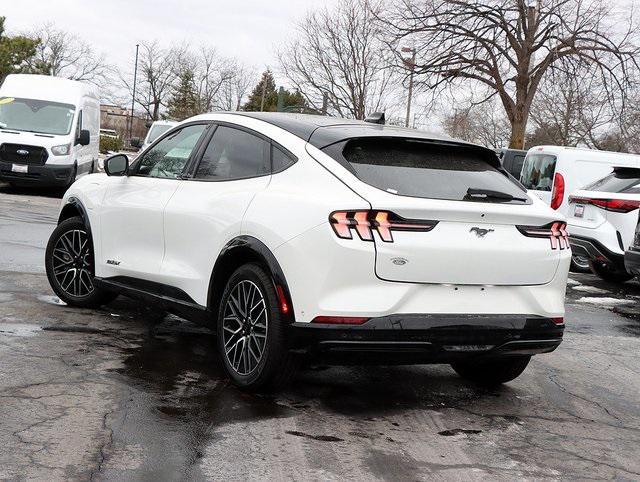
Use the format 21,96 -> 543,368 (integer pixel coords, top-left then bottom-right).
329,210 -> 437,242
551,317 -> 565,325
569,195 -> 640,213
550,172 -> 565,210
312,316 -> 370,325
517,221 -> 570,250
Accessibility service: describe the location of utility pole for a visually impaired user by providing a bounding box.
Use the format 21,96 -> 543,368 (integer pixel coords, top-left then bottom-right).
260,76 -> 267,112
402,47 -> 416,128
129,44 -> 140,141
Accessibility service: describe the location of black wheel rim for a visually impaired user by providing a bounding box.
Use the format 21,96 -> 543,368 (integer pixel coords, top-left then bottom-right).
572,255 -> 590,269
52,228 -> 95,297
222,280 -> 268,376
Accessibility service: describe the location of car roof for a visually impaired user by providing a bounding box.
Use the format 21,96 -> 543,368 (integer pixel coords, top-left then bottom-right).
233,112 -> 480,150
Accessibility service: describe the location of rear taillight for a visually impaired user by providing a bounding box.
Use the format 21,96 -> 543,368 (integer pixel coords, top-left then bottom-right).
550,172 -> 565,210
329,210 -> 437,242
312,316 -> 370,325
569,196 -> 640,213
517,221 -> 569,250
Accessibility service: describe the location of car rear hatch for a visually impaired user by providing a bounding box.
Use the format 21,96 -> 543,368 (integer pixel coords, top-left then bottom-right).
320,137 -> 565,286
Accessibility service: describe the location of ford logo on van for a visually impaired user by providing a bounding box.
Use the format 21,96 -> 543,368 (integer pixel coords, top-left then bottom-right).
16,149 -> 30,156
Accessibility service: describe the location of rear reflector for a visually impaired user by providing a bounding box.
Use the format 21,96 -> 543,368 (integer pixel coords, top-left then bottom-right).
569,196 -> 640,213
329,210 -> 437,242
312,316 -> 370,325
551,317 -> 565,325
517,221 -> 569,250
275,285 -> 290,314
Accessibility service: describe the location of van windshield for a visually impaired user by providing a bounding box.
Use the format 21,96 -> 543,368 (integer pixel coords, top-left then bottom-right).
147,124 -> 174,144
0,97 -> 76,136
520,153 -> 557,191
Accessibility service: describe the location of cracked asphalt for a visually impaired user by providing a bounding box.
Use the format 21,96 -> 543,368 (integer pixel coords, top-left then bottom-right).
1,184 -> 639,481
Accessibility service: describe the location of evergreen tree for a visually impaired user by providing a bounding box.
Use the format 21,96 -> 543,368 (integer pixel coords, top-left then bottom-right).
242,70 -> 310,113
0,17 -> 39,82
166,69 -> 199,121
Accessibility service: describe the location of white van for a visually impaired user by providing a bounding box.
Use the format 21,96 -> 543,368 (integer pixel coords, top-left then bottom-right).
140,120 -> 177,151
520,145 -> 640,270
0,74 -> 99,188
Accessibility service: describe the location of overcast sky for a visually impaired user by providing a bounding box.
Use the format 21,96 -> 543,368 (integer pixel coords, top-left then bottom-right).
3,0 -> 340,81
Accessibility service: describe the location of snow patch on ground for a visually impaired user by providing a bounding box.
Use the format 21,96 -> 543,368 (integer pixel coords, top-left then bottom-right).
577,297 -> 635,306
567,278 -> 581,286
571,285 -> 610,294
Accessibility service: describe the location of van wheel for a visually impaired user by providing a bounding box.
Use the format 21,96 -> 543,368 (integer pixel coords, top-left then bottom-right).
589,260 -> 634,283
451,356 -> 531,386
570,255 -> 591,273
216,263 -> 298,390
45,216 -> 117,308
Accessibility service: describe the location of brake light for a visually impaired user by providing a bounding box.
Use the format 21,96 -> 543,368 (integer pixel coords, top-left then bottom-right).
517,221 -> 570,250
312,316 -> 370,325
329,210 -> 437,242
569,196 -> 640,213
550,172 -> 565,210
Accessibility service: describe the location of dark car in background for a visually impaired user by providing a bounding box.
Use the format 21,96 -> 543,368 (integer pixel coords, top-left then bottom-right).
497,148 -> 528,179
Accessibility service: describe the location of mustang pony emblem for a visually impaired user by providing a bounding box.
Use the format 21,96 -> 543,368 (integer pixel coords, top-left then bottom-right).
470,227 -> 494,238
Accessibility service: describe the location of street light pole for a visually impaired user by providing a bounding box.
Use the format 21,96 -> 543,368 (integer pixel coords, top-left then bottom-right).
402,47 -> 416,128
129,44 -> 140,142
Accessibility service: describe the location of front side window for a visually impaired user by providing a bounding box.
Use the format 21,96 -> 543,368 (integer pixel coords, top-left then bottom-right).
0,97 -> 76,136
520,153 -> 557,191
195,126 -> 269,181
134,124 -> 207,178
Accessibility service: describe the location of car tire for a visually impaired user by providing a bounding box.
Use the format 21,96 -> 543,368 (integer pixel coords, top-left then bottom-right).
588,260 -> 634,283
451,356 -> 531,386
570,255 -> 591,273
216,263 -> 298,390
45,216 -> 117,308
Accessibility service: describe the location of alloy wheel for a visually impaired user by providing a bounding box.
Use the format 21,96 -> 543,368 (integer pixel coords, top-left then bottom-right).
222,280 -> 268,376
51,229 -> 94,297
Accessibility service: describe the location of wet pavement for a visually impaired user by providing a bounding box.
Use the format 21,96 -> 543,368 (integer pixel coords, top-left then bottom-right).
1,183 -> 639,480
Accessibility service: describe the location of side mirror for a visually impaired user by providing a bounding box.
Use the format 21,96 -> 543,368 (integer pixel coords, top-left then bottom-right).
130,137 -> 143,148
76,129 -> 91,146
104,154 -> 129,176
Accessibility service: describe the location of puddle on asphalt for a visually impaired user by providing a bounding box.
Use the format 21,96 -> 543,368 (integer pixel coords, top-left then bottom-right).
0,323 -> 42,337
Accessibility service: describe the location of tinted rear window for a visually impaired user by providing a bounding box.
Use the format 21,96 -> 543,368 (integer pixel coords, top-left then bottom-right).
326,138 -> 528,203
520,154 -> 556,191
584,169 -> 640,194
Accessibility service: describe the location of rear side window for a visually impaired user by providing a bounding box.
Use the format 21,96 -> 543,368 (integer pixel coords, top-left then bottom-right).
584,169 -> 640,194
520,154 -> 557,191
195,126 -> 269,181
326,138 -> 527,203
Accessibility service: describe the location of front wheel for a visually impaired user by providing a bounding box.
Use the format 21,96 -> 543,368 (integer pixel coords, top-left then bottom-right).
589,260 -> 634,283
217,263 -> 298,390
451,356 -> 531,386
45,216 -> 117,308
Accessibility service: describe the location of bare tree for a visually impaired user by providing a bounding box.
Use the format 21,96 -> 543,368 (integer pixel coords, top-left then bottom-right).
216,63 -> 254,111
279,0 -> 396,119
122,41 -> 178,121
442,96 -> 511,148
382,0 -> 638,148
28,24 -> 109,86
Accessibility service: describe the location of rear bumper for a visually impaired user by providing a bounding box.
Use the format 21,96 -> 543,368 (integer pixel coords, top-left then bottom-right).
0,161 -> 73,187
624,248 -> 640,276
289,314 -> 563,364
569,235 -> 625,269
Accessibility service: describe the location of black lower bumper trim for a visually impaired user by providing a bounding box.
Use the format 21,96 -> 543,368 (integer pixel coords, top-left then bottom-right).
289,314 -> 563,363
624,248 -> 640,276
569,235 -> 624,269
0,161 -> 73,187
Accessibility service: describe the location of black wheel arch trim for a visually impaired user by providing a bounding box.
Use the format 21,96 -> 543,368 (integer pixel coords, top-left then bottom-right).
208,235 -> 295,323
58,197 -> 92,237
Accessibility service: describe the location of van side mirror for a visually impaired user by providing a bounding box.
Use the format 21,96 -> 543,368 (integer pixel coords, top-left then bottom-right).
104,154 -> 129,176
76,129 -> 91,146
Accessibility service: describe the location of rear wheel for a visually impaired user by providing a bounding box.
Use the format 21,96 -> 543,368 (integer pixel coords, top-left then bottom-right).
588,260 -> 633,283
451,356 -> 531,386
216,264 -> 298,390
45,216 -> 117,308
570,254 -> 591,273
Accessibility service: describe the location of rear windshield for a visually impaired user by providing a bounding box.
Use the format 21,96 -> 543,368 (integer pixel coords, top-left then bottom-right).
520,153 -> 557,191
325,138 -> 528,203
584,169 -> 640,194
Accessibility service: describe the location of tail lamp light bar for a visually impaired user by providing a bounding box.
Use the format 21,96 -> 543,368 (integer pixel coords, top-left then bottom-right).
569,196 -> 640,213
517,221 -> 569,250
329,210 -> 438,242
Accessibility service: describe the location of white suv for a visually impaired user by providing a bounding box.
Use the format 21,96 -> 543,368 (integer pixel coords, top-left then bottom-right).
45,113 -> 570,390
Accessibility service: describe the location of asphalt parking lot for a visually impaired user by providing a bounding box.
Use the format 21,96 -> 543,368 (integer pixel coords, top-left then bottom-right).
1,183 -> 639,481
